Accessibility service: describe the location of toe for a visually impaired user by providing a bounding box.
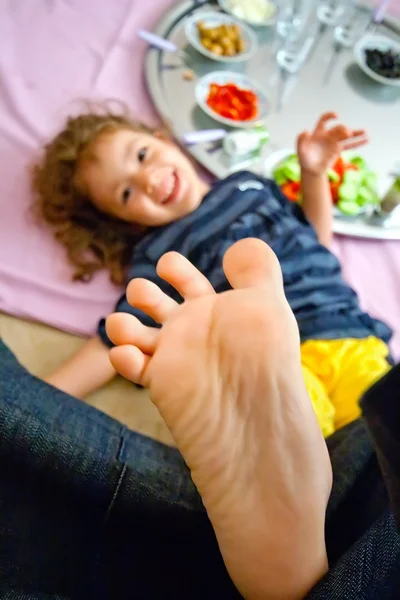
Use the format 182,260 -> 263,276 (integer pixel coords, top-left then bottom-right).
106,313 -> 159,355
110,345 -> 150,386
126,278 -> 178,324
157,252 -> 215,299
223,238 -> 283,291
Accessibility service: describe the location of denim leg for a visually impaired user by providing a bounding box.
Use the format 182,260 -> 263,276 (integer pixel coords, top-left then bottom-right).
0,339 -> 398,600
325,419 -> 389,565
0,590 -> 69,600
361,364 -> 400,530
307,510 -> 400,600
0,340 -> 238,600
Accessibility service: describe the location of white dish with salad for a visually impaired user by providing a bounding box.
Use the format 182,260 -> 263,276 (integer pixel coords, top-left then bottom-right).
263,149 -> 400,240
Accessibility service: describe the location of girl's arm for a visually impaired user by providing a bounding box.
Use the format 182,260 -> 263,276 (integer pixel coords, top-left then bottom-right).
297,112 -> 368,247
44,335 -> 116,399
44,252 -> 181,399
300,170 -> 333,247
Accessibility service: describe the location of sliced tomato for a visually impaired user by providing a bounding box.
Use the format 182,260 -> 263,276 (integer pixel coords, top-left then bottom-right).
291,181 -> 301,193
248,106 -> 258,119
330,181 -> 340,204
281,182 -> 300,202
344,163 -> 360,171
333,156 -> 345,178
206,82 -> 258,121
238,89 -> 257,103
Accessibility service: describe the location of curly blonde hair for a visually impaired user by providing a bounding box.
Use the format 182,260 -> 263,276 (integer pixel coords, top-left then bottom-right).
32,107 -> 157,285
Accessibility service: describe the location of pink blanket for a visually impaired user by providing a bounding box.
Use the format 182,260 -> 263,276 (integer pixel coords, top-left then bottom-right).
0,0 -> 399,360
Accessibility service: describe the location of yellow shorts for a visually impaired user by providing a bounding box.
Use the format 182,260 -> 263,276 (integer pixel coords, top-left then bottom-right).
301,337 -> 391,438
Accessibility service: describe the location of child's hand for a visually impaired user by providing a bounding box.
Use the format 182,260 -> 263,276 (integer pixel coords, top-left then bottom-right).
297,112 -> 368,176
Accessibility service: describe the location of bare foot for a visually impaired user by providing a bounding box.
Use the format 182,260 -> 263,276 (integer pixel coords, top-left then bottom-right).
106,239 -> 332,600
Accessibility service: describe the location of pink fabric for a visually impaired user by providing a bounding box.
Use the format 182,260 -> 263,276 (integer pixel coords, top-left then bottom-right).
0,0 -> 399,360
0,0 -> 174,334
331,238 -> 400,359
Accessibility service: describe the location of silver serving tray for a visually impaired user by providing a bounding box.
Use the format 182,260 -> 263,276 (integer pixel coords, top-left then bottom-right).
144,0 -> 400,240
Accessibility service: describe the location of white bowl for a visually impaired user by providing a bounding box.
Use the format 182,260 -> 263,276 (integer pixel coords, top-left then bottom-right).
217,0 -> 277,27
354,34 -> 400,87
195,71 -> 269,128
184,11 -> 258,63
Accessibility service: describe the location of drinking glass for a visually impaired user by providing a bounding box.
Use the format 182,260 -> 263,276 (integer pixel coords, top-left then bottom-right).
276,26 -> 317,73
276,0 -> 313,40
317,0 -> 347,26
333,5 -> 371,47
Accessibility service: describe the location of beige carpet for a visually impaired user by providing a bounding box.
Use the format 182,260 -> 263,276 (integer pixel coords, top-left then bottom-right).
0,312 -> 173,446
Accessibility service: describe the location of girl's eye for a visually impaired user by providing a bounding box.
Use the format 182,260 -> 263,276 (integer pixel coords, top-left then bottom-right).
138,147 -> 148,163
122,187 -> 132,205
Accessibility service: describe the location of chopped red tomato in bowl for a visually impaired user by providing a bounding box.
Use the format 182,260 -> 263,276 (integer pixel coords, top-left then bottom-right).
206,82 -> 258,122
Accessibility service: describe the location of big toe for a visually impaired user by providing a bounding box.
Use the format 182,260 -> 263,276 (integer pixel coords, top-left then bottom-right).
223,238 -> 283,292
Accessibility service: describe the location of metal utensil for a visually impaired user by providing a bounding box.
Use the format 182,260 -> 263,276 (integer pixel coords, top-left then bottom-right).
181,129 -> 227,145
383,15 -> 400,36
137,30 -> 194,64
368,0 -> 391,34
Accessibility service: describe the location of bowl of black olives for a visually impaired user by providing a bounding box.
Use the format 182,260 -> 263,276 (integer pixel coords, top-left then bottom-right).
354,34 -> 400,87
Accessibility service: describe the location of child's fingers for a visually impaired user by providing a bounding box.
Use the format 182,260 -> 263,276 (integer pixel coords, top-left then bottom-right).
349,129 -> 367,139
340,135 -> 369,151
329,126 -> 367,145
340,129 -> 368,145
314,111 -> 338,133
327,124 -> 351,142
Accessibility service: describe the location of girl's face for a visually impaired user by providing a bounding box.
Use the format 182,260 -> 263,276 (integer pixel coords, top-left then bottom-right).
78,128 -> 210,227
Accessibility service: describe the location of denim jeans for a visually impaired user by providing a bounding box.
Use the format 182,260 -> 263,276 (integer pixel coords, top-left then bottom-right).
0,339 -> 399,599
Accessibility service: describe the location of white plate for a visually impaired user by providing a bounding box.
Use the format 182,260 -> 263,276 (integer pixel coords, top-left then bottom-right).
195,71 -> 269,128
184,11 -> 258,63
354,34 -> 400,87
217,0 -> 277,27
263,149 -> 400,241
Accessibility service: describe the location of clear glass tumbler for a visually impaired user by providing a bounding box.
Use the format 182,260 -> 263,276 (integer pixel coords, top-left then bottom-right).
317,0 -> 347,26
276,0 -> 313,40
276,26 -> 317,73
333,5 -> 371,47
